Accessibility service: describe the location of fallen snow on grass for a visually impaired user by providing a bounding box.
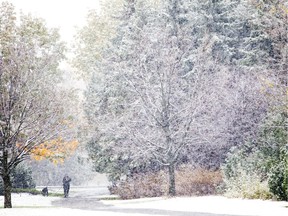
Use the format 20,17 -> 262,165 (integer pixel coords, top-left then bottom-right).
0,193 -> 60,207
103,196 -> 288,216
0,193 -> 287,216
0,194 -> 129,216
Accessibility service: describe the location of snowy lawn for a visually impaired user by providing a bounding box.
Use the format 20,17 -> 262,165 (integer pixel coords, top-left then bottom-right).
102,196 -> 288,216
0,193 -> 287,216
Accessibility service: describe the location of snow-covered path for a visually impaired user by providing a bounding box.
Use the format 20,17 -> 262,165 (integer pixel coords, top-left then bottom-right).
0,189 -> 287,216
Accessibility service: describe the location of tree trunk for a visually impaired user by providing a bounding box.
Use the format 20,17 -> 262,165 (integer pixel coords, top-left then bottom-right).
3,173 -> 12,208
168,163 -> 176,196
3,150 -> 12,208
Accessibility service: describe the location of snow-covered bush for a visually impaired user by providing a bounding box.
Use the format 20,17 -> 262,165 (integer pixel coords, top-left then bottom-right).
222,144 -> 274,199
222,112 -> 287,200
223,162 -> 272,199
111,167 -> 223,199
268,158 -> 288,201
176,166 -> 223,196
0,165 -> 36,195
111,171 -> 167,199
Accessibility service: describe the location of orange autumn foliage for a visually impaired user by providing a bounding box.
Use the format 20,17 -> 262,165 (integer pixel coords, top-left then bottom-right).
31,137 -> 79,164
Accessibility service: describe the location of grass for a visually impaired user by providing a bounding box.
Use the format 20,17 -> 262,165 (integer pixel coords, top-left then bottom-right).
12,188 -> 41,195
98,196 -> 121,201
48,192 -> 63,197
0,206 -> 56,209
11,188 -> 63,197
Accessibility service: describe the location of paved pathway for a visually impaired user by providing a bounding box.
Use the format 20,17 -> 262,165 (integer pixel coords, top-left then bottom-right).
51,187 -> 257,216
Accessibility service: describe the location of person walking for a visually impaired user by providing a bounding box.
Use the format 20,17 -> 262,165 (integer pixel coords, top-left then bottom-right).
63,174 -> 72,198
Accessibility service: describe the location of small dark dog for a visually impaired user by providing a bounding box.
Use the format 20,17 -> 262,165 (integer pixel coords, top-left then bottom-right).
41,187 -> 48,196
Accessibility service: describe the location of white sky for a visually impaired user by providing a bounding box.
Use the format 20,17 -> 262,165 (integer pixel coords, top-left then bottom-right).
1,0 -> 102,90
2,0 -> 100,42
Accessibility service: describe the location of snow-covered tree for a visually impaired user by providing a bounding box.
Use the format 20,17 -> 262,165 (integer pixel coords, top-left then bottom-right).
0,2 -> 72,208
82,0 -> 229,196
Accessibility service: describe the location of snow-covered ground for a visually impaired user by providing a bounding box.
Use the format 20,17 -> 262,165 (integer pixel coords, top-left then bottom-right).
102,196 -> 288,216
0,193 -> 287,216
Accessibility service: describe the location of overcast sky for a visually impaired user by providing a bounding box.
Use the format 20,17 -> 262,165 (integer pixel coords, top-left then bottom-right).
2,0 -> 100,42
1,0 -> 102,89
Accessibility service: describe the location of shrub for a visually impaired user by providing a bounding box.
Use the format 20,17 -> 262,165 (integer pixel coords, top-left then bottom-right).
111,167 -> 223,199
223,169 -> 273,199
222,145 -> 273,200
222,112 -> 287,200
262,113 -> 288,200
268,160 -> 288,201
0,165 -> 36,195
176,166 -> 223,196
112,171 -> 167,199
11,165 -> 36,189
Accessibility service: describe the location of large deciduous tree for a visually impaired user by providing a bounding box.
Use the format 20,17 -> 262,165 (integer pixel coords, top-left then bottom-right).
0,2 -> 69,208
81,0 -> 227,196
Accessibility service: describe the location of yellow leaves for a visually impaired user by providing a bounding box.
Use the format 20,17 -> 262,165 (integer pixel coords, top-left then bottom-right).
259,76 -> 288,114
259,77 -> 275,94
277,3 -> 288,16
262,78 -> 274,89
252,0 -> 288,18
31,137 -> 79,164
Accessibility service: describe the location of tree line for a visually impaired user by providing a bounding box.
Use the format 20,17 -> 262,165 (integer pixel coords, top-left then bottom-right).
74,0 -> 287,199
